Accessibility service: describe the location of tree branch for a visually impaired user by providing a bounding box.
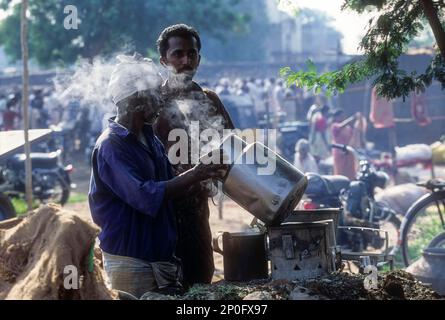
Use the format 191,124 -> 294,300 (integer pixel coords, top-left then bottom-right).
421,0 -> 445,59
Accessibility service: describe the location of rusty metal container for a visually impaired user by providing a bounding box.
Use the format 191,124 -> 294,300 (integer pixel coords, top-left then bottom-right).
268,221 -> 330,280
283,208 -> 341,230
283,208 -> 343,272
213,231 -> 269,282
283,208 -> 341,247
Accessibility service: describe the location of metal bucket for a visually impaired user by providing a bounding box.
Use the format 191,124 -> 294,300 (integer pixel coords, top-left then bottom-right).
406,247 -> 445,295
283,208 -> 341,230
268,222 -> 330,280
220,138 -> 307,226
213,231 -> 269,281
283,208 -> 343,271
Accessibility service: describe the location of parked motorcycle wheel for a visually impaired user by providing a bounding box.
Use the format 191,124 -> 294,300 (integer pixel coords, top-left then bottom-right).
0,194 -> 16,221
44,177 -> 70,205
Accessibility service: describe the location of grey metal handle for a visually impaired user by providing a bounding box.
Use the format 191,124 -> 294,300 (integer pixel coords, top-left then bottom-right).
212,231 -> 224,255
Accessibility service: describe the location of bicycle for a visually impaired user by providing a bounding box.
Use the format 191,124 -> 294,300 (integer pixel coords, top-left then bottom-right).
398,178 -> 445,266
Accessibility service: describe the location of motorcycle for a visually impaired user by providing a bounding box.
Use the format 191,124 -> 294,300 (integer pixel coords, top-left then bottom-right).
0,149 -> 74,221
0,193 -> 15,221
303,144 -> 401,252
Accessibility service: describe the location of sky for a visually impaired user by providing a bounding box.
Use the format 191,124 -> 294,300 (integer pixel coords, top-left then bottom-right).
278,0 -> 377,54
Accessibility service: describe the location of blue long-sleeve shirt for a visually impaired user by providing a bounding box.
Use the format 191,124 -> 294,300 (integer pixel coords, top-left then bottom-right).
88,118 -> 177,263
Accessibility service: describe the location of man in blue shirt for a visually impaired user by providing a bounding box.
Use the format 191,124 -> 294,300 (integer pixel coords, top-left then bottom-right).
89,54 -> 227,298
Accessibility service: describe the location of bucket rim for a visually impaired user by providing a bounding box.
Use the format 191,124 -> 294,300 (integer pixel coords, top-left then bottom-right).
221,231 -> 266,237
423,247 -> 445,256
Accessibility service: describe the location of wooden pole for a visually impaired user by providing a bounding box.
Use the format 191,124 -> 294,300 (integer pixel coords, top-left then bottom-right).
21,0 -> 33,211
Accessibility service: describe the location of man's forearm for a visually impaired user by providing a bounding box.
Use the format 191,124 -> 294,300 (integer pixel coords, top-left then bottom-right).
164,169 -> 199,199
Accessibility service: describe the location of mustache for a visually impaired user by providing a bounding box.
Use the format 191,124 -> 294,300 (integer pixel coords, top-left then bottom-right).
179,67 -> 194,72
169,68 -> 196,75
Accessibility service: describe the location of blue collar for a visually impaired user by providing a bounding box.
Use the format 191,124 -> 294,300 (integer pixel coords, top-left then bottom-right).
108,117 -> 155,139
108,117 -> 130,138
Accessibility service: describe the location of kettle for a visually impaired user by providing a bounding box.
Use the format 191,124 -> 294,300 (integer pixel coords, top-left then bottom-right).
218,134 -> 307,226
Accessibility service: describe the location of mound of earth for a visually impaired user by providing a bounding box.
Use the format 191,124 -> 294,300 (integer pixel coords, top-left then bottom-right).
161,270 -> 442,300
0,204 -> 116,300
302,270 -> 441,300
0,205 -> 440,301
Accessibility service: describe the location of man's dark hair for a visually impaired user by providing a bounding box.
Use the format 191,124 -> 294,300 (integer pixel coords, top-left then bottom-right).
157,24 -> 201,57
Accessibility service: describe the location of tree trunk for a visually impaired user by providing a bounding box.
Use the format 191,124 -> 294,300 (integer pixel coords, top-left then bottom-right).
421,0 -> 445,59
21,0 -> 33,211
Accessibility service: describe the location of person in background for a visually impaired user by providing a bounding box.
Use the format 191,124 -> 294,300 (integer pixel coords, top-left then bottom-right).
44,90 -> 63,125
331,109 -> 357,180
308,101 -> 330,162
2,102 -> 21,131
349,112 -> 367,150
154,24 -> 234,288
306,95 -> 323,122
282,84 -> 299,121
30,89 -> 48,129
215,78 -> 231,96
270,79 -> 285,126
294,138 -> 319,173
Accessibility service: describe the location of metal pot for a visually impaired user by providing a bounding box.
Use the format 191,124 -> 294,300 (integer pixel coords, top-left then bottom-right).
213,231 -> 269,281
268,221 -> 330,280
406,247 -> 445,295
284,208 -> 341,230
220,139 -> 307,226
283,208 -> 343,271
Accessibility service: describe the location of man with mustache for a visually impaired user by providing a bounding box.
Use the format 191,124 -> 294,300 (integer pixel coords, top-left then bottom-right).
154,24 -> 234,288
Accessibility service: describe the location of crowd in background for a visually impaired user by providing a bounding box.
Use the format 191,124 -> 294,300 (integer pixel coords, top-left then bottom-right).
0,86 -> 115,158
211,77 -> 308,125
206,77 -> 367,178
0,78 -> 366,178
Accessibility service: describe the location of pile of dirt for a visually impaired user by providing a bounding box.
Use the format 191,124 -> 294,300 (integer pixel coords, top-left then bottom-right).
175,270 -> 442,300
0,204 -> 117,300
302,270 -> 441,300
0,204 -> 439,301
